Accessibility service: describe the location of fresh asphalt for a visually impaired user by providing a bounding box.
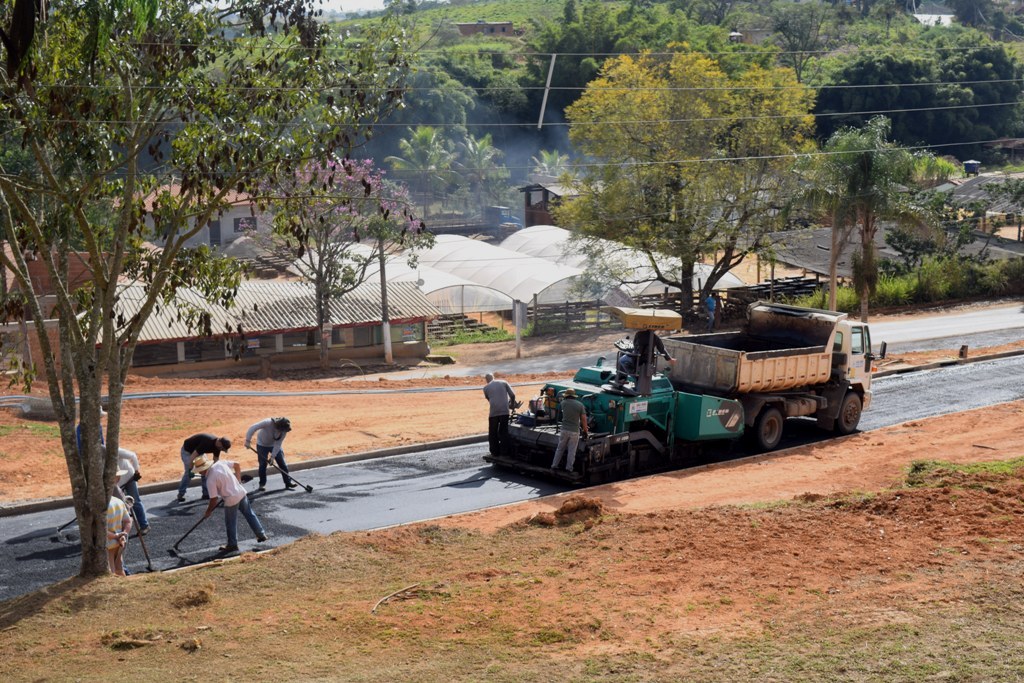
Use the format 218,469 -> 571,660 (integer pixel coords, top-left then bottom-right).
1,304 -> 1023,601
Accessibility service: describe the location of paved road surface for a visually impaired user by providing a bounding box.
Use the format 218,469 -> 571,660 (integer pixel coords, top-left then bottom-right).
3,351 -> 1024,601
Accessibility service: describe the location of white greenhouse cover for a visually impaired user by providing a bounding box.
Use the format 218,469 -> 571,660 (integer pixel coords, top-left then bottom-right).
318,242 -> 514,315
372,254 -> 513,315
500,225 -> 745,298
415,234 -> 587,304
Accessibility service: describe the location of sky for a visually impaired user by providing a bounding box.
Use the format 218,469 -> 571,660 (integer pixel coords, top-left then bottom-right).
323,0 -> 388,13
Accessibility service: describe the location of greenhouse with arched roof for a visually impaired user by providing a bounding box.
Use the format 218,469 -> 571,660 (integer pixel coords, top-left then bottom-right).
500,225 -> 745,299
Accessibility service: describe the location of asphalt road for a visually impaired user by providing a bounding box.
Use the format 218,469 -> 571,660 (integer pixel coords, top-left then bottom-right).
3,351 -> 1024,602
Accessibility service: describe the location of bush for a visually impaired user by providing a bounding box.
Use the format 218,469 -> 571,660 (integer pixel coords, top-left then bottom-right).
997,258 -> 1024,295
873,275 -> 914,308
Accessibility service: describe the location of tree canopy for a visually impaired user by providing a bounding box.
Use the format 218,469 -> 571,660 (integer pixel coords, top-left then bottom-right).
0,0 -> 411,576
814,29 -> 1023,152
558,51 -> 816,301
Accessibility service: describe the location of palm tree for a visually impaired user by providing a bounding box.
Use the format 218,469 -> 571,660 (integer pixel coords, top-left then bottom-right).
806,116 -> 929,320
530,149 -> 571,178
455,133 -> 508,212
384,126 -> 458,216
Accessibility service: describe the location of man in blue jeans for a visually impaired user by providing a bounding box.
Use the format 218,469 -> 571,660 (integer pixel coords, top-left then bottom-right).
705,292 -> 717,332
245,417 -> 295,491
193,454 -> 267,553
178,433 -> 232,502
116,447 -> 150,535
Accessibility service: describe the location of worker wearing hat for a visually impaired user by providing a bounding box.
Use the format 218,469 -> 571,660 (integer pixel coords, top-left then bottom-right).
245,417 -> 295,492
550,388 -> 589,473
193,454 -> 267,553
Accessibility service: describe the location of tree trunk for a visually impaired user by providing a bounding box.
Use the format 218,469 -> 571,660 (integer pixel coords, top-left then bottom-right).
828,222 -> 840,311
73,371 -> 114,577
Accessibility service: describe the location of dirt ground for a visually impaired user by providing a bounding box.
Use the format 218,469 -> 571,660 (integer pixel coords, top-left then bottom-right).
3,303 -> 1024,680
1,302 -> 1023,505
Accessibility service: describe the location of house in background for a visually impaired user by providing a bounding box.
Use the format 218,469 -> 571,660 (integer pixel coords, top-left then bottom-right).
118,278 -> 438,373
913,2 -> 955,26
144,185 -> 272,249
519,175 -> 576,227
455,20 -> 514,37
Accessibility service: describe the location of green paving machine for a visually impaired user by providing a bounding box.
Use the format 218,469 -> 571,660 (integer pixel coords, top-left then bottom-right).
487,301 -> 882,484
486,307 -> 745,484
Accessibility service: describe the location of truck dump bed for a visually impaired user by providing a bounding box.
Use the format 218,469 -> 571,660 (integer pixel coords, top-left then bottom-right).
664,302 -> 845,394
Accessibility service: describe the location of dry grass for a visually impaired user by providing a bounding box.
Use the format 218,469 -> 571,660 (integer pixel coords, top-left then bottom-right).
4,472 -> 1024,681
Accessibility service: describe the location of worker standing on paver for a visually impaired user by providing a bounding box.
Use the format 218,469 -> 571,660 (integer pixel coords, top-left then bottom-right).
245,417 -> 295,491
483,372 -> 516,457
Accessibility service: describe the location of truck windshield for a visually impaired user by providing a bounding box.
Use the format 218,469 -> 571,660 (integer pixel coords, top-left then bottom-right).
851,327 -> 865,355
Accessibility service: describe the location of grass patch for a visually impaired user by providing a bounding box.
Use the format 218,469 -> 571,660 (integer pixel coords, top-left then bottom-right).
0,422 -> 60,439
431,327 -> 515,347
904,457 -> 1024,488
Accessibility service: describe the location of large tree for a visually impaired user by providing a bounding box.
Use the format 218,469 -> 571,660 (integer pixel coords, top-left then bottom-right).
0,0 -> 411,576
557,51 -> 816,305
770,1 -> 835,83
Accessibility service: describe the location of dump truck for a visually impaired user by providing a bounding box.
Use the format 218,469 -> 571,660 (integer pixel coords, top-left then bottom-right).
485,302 -> 884,484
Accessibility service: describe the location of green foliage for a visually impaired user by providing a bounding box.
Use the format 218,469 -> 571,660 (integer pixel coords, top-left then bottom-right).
814,29 -> 1023,154
789,254 -> 1024,311
872,275 -> 914,308
431,326 -> 514,346
561,51 -> 816,300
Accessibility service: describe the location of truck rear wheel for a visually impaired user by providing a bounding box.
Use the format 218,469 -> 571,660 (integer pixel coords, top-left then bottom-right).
752,406 -> 784,452
835,391 -> 862,435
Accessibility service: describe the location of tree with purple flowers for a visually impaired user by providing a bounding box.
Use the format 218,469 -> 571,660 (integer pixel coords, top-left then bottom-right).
271,158 -> 433,368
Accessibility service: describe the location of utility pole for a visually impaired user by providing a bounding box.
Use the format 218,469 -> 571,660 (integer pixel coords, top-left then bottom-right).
378,239 -> 394,364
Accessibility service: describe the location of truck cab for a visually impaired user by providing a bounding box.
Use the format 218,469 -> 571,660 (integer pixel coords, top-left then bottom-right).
831,318 -> 878,411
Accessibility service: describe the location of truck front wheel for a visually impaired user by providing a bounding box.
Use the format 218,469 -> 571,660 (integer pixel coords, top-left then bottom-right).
835,391 -> 862,435
752,406 -> 784,452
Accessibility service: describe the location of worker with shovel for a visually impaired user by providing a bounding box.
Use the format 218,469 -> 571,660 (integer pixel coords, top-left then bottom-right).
192,454 -> 267,554
245,417 -> 295,492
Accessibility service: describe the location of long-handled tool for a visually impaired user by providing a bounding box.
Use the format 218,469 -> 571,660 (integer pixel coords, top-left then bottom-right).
246,445 -> 313,492
127,506 -> 154,572
168,501 -> 221,557
51,515 -> 78,543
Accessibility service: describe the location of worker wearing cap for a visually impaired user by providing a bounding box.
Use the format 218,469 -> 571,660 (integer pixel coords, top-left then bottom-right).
178,433 -> 232,502
550,388 -> 589,472
245,417 -> 295,491
193,454 -> 267,554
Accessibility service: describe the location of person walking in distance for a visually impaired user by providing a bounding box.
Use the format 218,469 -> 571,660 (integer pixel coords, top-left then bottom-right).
177,433 -> 232,502
705,292 -> 717,332
116,447 -> 150,535
483,372 -> 516,456
551,389 -> 589,472
192,454 -> 267,553
245,417 -> 295,491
